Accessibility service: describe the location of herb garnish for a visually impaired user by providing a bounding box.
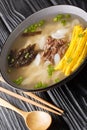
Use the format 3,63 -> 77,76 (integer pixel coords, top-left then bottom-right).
24,20 -> 45,33
53,13 -> 71,26
13,76 -> 23,85
65,14 -> 71,18
34,81 -> 48,89
47,64 -> 55,76
7,69 -> 11,73
25,52 -> 29,59
55,78 -> 60,83
67,57 -> 73,64
61,19 -> 67,26
78,33 -> 84,37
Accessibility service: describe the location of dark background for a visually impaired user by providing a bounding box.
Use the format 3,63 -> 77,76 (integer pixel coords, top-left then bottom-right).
0,0 -> 87,130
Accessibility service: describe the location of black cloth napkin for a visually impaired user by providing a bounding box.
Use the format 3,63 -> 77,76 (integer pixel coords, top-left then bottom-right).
0,0 -> 87,130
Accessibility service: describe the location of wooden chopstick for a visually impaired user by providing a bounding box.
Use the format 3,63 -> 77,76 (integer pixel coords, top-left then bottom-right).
0,87 -> 63,115
24,92 -> 64,114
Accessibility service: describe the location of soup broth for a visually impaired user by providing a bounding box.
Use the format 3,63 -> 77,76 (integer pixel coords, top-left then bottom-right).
7,14 -> 87,90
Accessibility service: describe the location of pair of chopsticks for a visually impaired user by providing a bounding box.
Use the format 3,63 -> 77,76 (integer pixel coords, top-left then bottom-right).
0,87 -> 64,115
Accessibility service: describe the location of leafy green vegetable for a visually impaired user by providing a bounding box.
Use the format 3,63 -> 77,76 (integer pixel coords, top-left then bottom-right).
13,76 -> 23,85
47,64 -> 55,76
34,81 -> 48,89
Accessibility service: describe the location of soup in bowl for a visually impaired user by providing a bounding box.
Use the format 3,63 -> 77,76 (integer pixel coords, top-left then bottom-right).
0,5 -> 87,91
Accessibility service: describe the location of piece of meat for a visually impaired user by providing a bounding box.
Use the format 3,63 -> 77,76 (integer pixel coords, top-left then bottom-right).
22,31 -> 42,37
42,36 -> 68,63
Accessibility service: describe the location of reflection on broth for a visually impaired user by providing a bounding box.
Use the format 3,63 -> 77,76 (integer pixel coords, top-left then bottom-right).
7,14 -> 87,90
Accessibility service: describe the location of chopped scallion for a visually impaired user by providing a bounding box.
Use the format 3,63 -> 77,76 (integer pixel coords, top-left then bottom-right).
8,56 -> 10,60
61,19 -> 67,26
23,28 -> 28,33
55,78 -> 60,83
53,13 -> 71,26
68,42 -> 70,46
38,20 -> 45,27
13,76 -> 23,85
78,33 -> 84,37
53,17 -> 58,22
25,53 -> 29,59
67,57 -> 72,63
65,14 -> 71,18
47,64 -> 55,76
23,19 -> 45,33
7,69 -> 11,73
57,14 -> 64,20
34,81 -> 47,89
11,58 -> 15,63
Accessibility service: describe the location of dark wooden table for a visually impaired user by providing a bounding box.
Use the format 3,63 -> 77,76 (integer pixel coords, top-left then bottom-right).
0,0 -> 87,130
